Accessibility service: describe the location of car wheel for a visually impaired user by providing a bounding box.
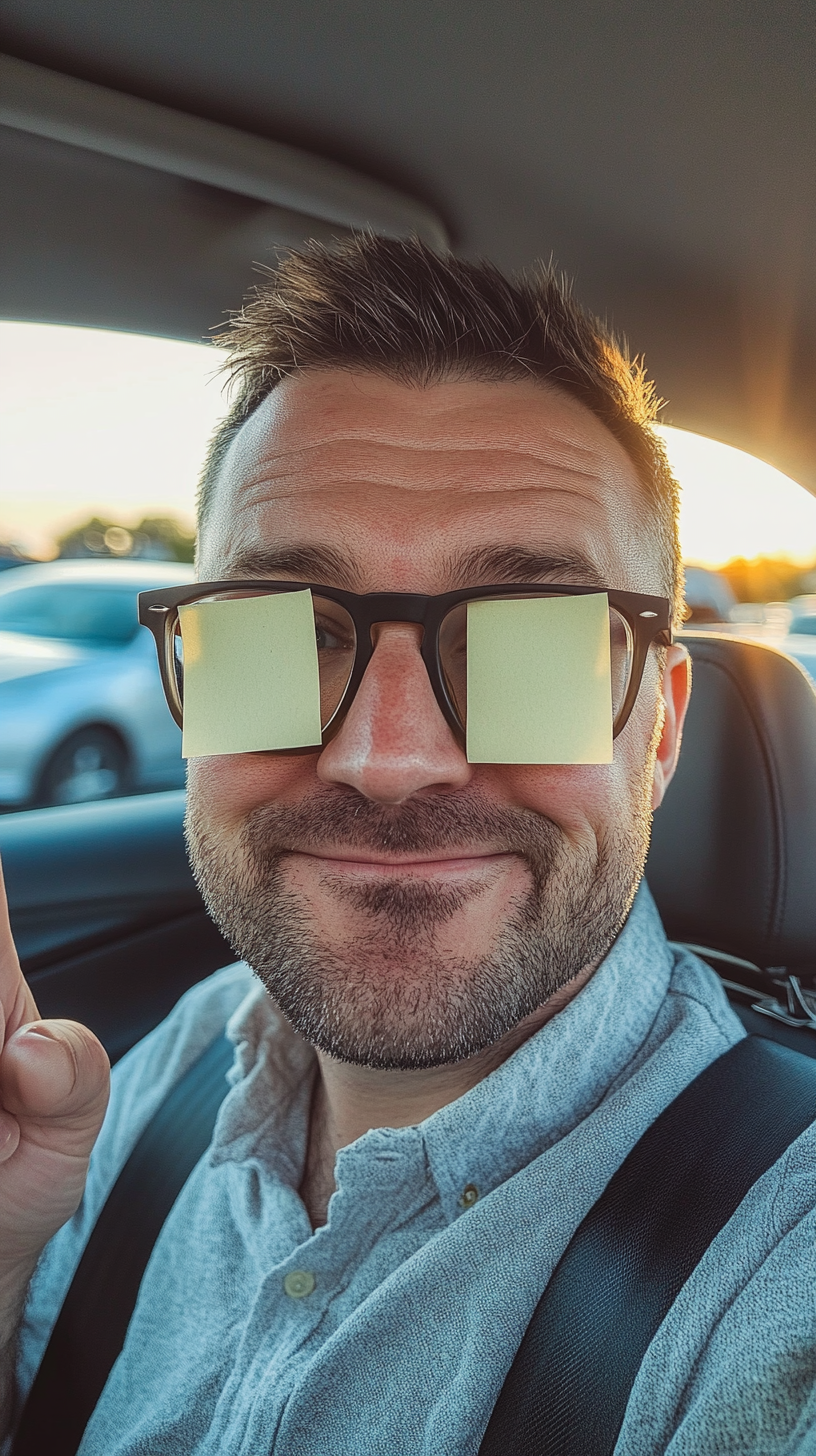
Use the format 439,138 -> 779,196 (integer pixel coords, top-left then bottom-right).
36,727 -> 131,807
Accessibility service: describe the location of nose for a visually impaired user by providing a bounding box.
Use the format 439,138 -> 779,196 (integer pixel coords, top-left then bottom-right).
316,622 -> 473,804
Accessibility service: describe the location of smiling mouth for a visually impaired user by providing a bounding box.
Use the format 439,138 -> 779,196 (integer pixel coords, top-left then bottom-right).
291,849 -> 515,877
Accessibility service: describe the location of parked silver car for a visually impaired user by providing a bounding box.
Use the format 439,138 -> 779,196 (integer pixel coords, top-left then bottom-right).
0,560 -> 193,808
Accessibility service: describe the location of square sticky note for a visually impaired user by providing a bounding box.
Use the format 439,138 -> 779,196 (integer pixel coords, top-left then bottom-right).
179,590 -> 322,758
466,593 -> 613,764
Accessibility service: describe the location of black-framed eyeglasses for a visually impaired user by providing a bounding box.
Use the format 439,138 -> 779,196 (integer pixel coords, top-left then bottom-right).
138,580 -> 672,749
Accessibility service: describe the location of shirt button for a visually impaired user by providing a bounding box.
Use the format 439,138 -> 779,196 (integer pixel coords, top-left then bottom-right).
460,1183 -> 479,1208
284,1270 -> 316,1299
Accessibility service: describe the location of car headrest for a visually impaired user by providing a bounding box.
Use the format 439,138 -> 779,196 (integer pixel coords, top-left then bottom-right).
646,633 -> 816,974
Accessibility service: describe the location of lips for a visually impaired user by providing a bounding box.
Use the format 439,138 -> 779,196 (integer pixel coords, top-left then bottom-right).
288,849 -> 514,877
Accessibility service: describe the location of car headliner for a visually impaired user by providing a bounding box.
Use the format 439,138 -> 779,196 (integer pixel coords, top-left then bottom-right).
1,0 -> 814,494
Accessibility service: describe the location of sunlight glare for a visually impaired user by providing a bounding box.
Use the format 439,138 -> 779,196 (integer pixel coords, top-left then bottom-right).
0,323 -> 230,557
658,425 -> 816,568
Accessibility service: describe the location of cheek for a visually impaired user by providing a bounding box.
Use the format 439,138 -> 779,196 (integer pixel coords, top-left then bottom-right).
484,708 -> 658,838
186,752 -> 321,833
489,763 -> 624,842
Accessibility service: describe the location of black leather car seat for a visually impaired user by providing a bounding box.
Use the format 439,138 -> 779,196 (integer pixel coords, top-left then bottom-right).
647,632 -> 816,982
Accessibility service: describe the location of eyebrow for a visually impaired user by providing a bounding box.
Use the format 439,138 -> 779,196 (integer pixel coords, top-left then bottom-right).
446,545 -> 607,589
225,544 -> 363,588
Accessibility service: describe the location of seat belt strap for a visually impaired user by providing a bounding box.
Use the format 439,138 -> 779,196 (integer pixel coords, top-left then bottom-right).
11,1032 -> 234,1456
478,1034 -> 816,1456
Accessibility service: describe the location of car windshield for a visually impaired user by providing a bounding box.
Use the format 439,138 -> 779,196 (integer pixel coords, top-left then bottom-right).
0,584 -> 140,645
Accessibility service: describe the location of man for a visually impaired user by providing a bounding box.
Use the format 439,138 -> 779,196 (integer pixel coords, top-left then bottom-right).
1,235 -> 814,1454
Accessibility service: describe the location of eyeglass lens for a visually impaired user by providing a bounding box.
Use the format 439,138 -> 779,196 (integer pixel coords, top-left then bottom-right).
437,597 -> 633,728
173,589 -> 358,733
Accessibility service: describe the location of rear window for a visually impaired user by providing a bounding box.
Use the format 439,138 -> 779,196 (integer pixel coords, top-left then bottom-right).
0,584 -> 140,645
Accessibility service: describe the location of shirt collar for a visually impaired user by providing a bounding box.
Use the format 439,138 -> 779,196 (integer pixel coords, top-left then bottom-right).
422,881 -> 673,1221
210,987 -> 315,1185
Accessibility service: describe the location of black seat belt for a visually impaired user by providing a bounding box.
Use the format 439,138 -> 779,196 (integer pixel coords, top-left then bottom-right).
12,1034 -> 816,1456
11,1032 -> 235,1456
478,1034 -> 816,1455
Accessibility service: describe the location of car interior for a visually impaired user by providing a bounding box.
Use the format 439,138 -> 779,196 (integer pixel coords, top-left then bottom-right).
0,2 -> 815,1449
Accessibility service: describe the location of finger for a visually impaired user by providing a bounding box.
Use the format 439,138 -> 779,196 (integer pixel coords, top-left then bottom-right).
0,855 -> 38,1041
1,1019 -> 110,1152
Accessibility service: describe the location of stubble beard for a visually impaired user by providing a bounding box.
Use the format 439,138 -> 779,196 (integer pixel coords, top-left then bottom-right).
185,783 -> 652,1070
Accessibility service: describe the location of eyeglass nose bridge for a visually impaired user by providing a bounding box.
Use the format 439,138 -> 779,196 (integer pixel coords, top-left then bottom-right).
325,595 -> 463,747
357,593 -> 433,627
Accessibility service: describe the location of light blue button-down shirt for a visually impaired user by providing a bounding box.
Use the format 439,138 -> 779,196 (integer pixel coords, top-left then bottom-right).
15,884 -> 816,1454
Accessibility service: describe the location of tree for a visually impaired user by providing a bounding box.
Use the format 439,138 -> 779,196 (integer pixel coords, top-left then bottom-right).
719,555 -> 816,603
57,515 -> 195,563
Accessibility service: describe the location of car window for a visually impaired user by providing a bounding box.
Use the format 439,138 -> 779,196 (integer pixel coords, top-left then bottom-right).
0,585 -> 141,645
0,322 -> 220,812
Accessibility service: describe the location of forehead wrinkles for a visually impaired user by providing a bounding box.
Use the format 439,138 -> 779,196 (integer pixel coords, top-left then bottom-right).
219,396 -> 634,511
243,412 -> 604,470
233,442 -> 621,510
203,374 -> 651,582
229,371 -> 630,473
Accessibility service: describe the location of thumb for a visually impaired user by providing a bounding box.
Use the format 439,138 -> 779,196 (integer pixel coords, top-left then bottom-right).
0,1018 -> 110,1160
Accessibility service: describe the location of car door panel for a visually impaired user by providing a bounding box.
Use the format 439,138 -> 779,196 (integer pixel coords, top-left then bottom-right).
0,790 -> 233,1061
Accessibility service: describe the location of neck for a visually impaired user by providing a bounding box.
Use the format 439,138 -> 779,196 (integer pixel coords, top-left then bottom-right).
299,963 -> 594,1227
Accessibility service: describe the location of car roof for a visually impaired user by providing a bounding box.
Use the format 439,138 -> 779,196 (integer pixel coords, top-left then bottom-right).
0,560 -> 195,593
1,1 -> 814,495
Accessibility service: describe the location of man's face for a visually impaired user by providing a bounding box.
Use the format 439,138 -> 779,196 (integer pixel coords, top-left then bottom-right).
188,370 -> 687,1068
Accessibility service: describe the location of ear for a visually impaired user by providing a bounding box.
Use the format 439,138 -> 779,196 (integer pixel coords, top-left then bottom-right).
652,644 -> 692,810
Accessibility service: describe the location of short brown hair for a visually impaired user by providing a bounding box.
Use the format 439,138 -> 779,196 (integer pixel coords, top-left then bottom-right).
199,234 -> 681,614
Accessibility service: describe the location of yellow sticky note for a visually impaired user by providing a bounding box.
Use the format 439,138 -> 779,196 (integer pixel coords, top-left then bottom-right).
179,590 -> 322,758
466,593 -> 613,764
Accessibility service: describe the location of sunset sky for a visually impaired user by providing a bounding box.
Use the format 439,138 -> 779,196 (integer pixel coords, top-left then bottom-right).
2,321 -> 816,567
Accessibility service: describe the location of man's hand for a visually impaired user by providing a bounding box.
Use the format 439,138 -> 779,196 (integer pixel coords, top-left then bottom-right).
0,855 -> 109,1431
